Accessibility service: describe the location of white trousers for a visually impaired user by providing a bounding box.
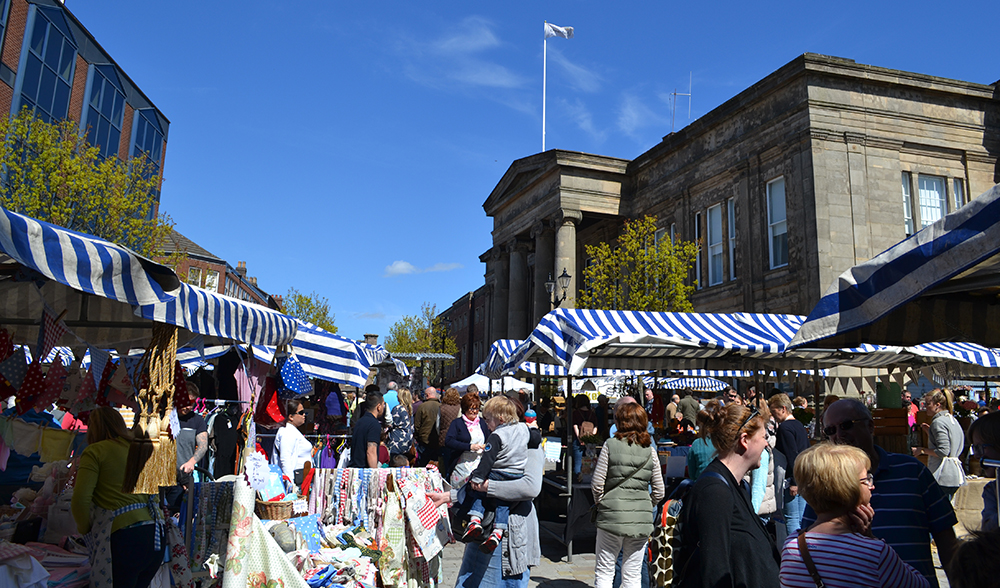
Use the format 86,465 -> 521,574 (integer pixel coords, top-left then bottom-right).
594,527 -> 648,588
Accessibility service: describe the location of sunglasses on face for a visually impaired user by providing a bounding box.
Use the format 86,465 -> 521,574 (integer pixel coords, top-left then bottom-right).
295,410 -> 307,416
824,418 -> 866,437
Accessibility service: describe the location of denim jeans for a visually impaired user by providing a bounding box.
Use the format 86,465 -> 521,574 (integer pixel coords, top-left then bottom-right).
783,490 -> 806,534
572,441 -> 584,476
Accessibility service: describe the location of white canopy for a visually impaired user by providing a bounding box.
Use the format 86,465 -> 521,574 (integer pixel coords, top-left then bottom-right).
448,372 -> 534,394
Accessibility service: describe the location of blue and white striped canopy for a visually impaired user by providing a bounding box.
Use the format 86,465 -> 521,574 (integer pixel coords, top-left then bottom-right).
137,282 -> 297,346
791,183 -> 1000,349
0,206 -> 180,305
250,319 -> 408,389
478,339 -> 648,379
501,309 -> 804,376
658,376 -> 728,392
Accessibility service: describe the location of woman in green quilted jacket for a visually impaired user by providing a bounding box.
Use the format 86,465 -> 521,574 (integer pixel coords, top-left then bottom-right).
591,402 -> 665,588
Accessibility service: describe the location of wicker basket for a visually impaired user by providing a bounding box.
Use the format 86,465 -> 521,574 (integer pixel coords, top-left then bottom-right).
254,499 -> 306,521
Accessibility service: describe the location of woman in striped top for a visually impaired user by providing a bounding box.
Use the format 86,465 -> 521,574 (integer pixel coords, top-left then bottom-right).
779,443 -> 929,588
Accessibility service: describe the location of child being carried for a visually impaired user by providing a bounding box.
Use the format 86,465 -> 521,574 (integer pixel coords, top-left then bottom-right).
460,395 -> 541,552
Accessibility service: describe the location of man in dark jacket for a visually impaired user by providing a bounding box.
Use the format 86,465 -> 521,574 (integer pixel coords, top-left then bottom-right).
414,386 -> 441,466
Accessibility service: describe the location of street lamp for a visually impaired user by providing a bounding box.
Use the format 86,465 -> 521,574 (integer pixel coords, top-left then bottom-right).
545,268 -> 572,308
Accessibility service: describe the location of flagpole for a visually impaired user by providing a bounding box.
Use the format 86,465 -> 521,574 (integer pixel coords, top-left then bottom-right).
542,22 -> 547,153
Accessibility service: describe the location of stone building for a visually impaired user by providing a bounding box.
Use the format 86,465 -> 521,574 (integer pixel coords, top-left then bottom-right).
478,54 -> 999,343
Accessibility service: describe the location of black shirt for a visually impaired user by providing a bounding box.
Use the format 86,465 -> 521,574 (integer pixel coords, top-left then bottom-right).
176,411 -> 207,485
775,417 -> 809,485
349,411 -> 382,468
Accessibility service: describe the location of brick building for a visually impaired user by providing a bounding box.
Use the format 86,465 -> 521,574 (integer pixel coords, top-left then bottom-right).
477,54 -> 999,343
0,0 -> 168,207
162,229 -> 280,310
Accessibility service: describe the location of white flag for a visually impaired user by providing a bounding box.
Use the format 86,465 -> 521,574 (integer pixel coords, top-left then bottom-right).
544,23 -> 574,39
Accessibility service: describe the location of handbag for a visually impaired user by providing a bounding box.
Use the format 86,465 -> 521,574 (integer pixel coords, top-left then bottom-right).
590,450 -> 653,523
797,532 -> 826,588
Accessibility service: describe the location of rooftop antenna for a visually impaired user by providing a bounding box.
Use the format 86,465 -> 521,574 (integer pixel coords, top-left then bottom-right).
670,71 -> 692,133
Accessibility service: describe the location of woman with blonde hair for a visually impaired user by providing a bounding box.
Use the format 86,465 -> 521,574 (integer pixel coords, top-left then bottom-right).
387,387 -> 415,461
71,406 -> 164,588
912,389 -> 966,500
592,402 -> 664,588
676,403 -> 779,588
780,442 -> 928,587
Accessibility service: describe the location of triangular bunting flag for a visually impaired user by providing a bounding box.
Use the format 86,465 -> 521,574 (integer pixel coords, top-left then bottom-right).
36,353 -> 68,411
893,371 -> 907,388
0,329 -> 12,362
88,348 -> 111,389
58,362 -> 82,407
864,376 -> 878,392
0,348 -> 29,389
850,377 -> 863,395
36,308 -> 67,362
16,360 -> 45,415
173,361 -> 191,409
107,362 -> 133,395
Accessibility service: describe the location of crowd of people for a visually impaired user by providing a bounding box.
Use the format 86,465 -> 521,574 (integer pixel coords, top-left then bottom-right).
324,379 -> 1000,588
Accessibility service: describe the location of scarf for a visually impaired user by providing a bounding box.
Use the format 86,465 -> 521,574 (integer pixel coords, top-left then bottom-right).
462,414 -> 479,435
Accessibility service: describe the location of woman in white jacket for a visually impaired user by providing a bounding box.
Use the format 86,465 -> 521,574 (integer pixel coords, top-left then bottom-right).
913,389 -> 965,500
272,399 -> 313,491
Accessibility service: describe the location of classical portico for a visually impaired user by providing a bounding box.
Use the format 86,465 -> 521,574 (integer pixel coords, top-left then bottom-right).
482,150 -> 628,341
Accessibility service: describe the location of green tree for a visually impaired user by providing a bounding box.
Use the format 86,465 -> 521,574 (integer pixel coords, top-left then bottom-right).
577,216 -> 699,312
0,108 -> 171,257
283,287 -> 337,333
384,302 -> 458,382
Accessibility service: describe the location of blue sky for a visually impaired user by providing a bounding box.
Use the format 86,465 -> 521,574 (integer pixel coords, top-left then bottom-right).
68,1 -> 998,341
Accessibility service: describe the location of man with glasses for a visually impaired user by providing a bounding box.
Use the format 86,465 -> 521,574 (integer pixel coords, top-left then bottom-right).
802,399 -> 957,587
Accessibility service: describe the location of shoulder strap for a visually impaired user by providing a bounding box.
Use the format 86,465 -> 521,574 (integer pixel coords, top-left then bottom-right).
797,533 -> 826,588
700,470 -> 728,486
602,449 -> 653,496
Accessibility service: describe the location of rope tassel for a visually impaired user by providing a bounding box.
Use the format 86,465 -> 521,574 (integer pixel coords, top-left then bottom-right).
123,324 -> 179,494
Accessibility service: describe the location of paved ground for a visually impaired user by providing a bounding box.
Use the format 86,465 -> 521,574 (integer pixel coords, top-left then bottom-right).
440,522 -> 599,588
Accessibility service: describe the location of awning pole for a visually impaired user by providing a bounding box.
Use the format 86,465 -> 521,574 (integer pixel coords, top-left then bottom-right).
565,373 -> 573,563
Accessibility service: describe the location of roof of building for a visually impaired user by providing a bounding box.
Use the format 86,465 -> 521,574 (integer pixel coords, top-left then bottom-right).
162,228 -> 224,264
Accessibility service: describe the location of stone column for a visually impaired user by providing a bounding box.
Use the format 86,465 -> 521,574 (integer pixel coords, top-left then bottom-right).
507,239 -> 530,340
554,210 -> 582,308
532,221 -> 555,325
490,247 -> 509,340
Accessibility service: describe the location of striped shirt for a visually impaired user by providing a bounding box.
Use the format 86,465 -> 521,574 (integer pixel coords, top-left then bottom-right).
802,446 -> 956,588
779,532 -> 929,588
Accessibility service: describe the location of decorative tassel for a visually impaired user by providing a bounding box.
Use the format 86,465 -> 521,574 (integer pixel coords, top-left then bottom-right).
123,324 -> 179,494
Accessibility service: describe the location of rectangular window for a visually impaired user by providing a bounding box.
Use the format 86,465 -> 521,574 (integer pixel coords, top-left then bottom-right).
918,174 -> 946,227
707,204 -> 723,286
204,269 -> 220,292
953,178 -> 966,210
18,7 -> 76,123
188,267 -> 202,286
727,198 -> 736,280
695,212 -> 702,289
902,172 -> 914,236
654,227 -> 666,245
85,65 -> 126,159
767,177 -> 788,269
132,109 -> 164,176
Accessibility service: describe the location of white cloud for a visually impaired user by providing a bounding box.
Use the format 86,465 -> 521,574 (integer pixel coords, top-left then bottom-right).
384,260 -> 462,277
562,98 -> 606,143
549,49 -> 602,93
397,16 -> 529,93
616,92 -> 669,138
353,311 -> 386,320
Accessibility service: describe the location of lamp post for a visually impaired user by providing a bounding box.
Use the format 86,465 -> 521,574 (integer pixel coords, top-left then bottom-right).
439,317 -> 451,387
545,268 -> 572,308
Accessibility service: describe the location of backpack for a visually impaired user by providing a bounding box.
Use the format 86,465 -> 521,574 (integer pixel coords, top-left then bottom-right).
647,471 -> 727,588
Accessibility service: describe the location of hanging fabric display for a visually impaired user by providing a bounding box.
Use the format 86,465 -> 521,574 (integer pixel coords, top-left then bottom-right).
278,354 -> 312,399
123,323 -> 179,494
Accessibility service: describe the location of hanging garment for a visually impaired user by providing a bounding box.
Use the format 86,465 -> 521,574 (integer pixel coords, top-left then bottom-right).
212,412 -> 240,478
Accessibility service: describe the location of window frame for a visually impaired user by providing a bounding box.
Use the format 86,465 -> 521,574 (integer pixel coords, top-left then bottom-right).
707,204 -> 723,286
917,174 -> 947,229
766,177 -> 788,269
902,171 -> 915,236
694,212 -> 703,289
953,178 -> 966,211
727,197 -> 736,280
14,5 -> 77,123
188,266 -> 203,287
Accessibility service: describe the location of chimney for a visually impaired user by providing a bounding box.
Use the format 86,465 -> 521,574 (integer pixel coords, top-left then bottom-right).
364,334 -> 378,345
250,277 -> 257,286
236,261 -> 247,276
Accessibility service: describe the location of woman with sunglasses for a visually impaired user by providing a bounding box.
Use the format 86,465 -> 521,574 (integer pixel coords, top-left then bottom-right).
676,403 -> 780,588
779,442 -> 928,588
272,399 -> 313,490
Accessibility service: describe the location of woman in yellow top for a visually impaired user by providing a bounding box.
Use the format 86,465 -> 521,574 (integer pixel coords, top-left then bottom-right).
71,406 -> 164,588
